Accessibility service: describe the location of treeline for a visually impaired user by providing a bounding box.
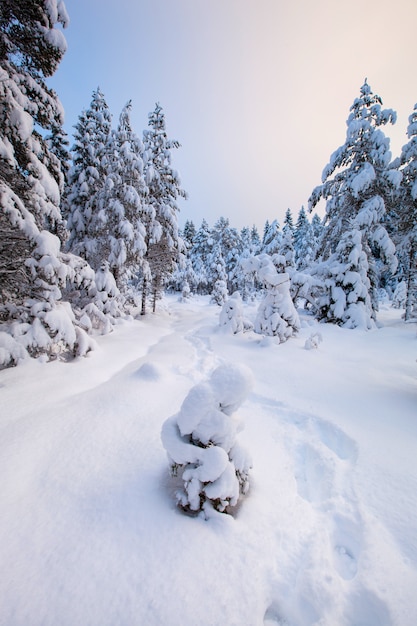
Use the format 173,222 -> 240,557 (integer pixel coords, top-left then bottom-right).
1,1 -> 416,368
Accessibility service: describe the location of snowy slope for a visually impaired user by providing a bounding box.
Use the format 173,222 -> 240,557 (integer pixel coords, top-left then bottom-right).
0,296 -> 416,626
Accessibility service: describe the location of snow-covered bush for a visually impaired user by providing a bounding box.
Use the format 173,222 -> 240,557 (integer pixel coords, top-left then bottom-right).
211,278 -> 228,305
314,230 -> 375,330
304,332 -> 323,350
219,292 -> 252,334
161,363 -> 253,517
242,254 -> 300,342
392,281 -> 407,309
180,280 -> 191,302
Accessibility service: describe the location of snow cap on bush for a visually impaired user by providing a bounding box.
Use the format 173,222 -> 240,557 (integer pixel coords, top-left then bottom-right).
161,362 -> 254,517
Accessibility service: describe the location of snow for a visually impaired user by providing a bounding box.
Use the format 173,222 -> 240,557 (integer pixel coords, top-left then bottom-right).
0,296 -> 416,625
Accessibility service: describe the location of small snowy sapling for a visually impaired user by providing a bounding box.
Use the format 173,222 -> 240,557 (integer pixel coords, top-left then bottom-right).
161,363 -> 253,516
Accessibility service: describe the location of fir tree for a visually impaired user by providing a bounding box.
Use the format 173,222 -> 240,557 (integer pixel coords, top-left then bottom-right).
262,219 -> 281,255
190,219 -> 213,294
64,88 -> 113,270
141,103 -> 187,314
105,100 -> 148,289
294,207 -> 315,270
182,219 -> 196,250
395,103 -> 417,320
0,0 -> 94,365
283,208 -> 295,235
309,79 -> 399,319
208,242 -> 228,305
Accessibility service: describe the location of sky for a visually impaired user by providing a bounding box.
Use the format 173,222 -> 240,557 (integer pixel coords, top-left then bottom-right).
50,0 -> 417,232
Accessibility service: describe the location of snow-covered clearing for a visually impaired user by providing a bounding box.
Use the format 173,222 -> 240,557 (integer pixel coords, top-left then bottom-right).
1,296 -> 416,626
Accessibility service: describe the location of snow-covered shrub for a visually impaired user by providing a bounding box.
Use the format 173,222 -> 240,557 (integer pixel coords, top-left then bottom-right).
211,278 -> 228,305
314,230 -> 375,330
0,331 -> 28,369
304,332 -> 323,350
219,292 -> 252,334
180,280 -> 191,302
161,363 -> 253,516
392,281 -> 407,309
242,254 -> 300,342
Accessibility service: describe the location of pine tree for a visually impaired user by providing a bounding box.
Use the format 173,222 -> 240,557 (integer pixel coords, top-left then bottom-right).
250,224 -> 261,251
315,229 -> 374,329
283,208 -> 295,235
0,0 -> 94,365
208,242 -> 228,305
189,219 -> 213,294
141,103 -> 187,314
395,103 -> 417,320
182,219 -> 196,250
105,100 -> 148,289
64,88 -> 113,270
262,219 -> 281,255
294,207 -> 315,270
212,217 -> 241,293
309,80 -> 399,319
241,254 -> 300,341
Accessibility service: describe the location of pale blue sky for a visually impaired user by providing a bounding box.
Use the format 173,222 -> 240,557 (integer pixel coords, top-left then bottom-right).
51,0 -> 417,231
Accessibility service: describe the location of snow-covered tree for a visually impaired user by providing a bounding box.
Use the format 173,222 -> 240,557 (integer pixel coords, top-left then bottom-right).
311,213 -> 324,242
309,80 -> 399,319
208,242 -> 228,305
161,363 -> 253,516
242,254 -> 300,341
219,292 -> 252,334
283,208 -> 295,236
0,0 -> 96,366
313,229 -> 374,329
250,224 -> 261,251
395,103 -> 417,320
212,217 -> 242,293
141,103 -> 186,314
294,207 -> 315,270
64,88 -> 113,270
189,219 -> 213,294
262,219 -> 282,255
104,100 -> 148,289
182,219 -> 196,250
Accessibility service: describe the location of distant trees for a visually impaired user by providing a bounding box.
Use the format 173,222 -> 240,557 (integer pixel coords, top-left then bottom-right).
3,40 -> 417,370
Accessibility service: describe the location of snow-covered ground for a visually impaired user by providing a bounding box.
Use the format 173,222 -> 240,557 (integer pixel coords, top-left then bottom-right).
1,295 -> 416,626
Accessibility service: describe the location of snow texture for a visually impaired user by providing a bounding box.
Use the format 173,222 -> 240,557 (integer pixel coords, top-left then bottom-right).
0,296 -> 416,626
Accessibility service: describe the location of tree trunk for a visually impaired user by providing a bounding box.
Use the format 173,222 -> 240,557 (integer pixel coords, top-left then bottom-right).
404,245 -> 416,321
141,276 -> 147,316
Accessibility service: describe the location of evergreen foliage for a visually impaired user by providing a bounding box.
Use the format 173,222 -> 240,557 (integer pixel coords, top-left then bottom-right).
394,103 -> 417,320
0,0 -> 96,366
309,80 -> 399,320
141,103 -> 187,313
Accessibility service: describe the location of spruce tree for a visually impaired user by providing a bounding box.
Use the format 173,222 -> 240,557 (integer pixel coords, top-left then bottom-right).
189,219 -> 213,294
395,103 -> 417,320
141,103 -> 187,313
262,219 -> 281,255
294,207 -> 315,270
0,0 -> 94,365
309,80 -> 399,319
64,88 -> 113,270
105,100 -> 148,288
